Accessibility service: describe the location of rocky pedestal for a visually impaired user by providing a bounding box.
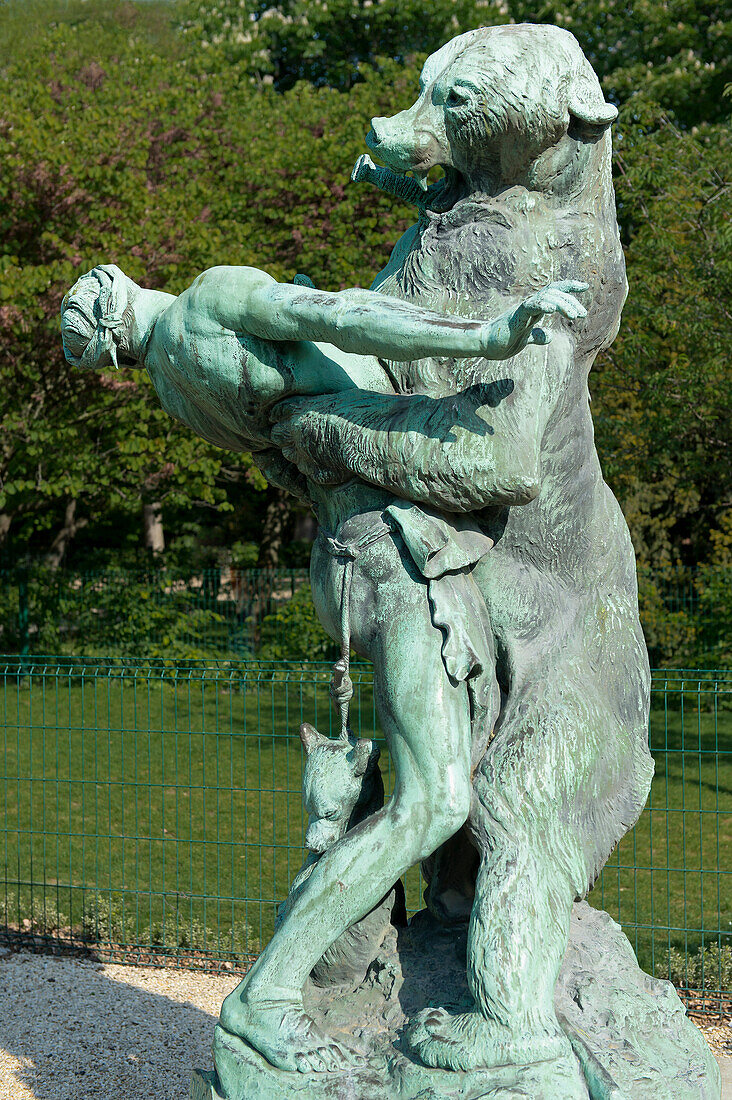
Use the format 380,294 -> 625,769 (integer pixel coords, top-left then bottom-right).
190,903 -> 720,1100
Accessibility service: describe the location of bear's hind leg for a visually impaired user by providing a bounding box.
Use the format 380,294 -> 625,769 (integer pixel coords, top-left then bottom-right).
406,828 -> 576,1072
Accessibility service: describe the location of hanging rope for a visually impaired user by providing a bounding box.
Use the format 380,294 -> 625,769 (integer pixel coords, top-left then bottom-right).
320,518 -> 391,740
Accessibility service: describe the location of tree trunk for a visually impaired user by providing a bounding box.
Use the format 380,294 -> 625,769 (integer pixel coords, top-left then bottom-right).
143,501 -> 165,555
45,499 -> 85,571
0,513 -> 11,547
293,510 -> 317,543
256,489 -> 292,569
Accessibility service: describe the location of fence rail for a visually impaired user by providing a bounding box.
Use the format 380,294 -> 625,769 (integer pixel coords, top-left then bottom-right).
1,563 -> 730,668
0,657 -> 730,1011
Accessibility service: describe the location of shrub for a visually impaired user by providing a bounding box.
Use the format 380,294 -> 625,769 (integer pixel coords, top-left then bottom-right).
666,941 -> 732,993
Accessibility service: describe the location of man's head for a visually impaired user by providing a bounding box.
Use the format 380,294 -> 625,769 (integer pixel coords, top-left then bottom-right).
61,264 -> 136,370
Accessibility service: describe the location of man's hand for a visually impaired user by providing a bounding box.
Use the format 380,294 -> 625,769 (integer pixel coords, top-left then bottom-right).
481,280 -> 588,359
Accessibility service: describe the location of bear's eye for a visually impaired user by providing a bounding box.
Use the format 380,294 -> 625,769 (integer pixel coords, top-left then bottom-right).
446,86 -> 470,108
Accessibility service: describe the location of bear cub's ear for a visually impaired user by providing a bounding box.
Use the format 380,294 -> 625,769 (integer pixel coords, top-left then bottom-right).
299,722 -> 329,754
348,737 -> 380,778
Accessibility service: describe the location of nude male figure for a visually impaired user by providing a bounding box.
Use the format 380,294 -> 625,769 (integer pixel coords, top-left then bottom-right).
61,262 -> 587,1071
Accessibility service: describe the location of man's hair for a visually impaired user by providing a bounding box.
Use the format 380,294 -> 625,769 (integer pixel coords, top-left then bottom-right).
61,264 -> 129,370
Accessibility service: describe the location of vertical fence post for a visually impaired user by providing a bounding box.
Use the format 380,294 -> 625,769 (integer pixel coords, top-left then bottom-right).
17,568 -> 29,669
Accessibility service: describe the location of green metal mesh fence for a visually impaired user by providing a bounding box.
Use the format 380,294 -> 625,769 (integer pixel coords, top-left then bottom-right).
0,658 -> 729,1011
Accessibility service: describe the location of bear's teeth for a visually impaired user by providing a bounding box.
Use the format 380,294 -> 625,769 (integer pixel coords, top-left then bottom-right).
351,153 -> 376,182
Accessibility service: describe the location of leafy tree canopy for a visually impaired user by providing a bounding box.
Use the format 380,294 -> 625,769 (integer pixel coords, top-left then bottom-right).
178,0 -> 503,91
0,0 -> 729,581
178,0 -> 730,127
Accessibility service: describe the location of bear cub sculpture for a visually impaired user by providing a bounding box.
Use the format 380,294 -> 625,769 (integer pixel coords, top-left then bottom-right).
276,722 -> 406,988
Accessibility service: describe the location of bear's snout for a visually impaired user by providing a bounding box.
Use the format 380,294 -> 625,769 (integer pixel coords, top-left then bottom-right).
367,111 -> 448,175
366,121 -> 383,147
306,819 -> 343,854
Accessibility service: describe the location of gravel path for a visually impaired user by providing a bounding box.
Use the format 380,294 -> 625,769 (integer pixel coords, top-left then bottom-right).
0,951 -> 238,1099
0,950 -> 728,1099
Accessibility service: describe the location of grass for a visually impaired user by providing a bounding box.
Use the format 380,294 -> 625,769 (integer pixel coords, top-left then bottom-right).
0,663 -> 372,962
0,662 -> 729,995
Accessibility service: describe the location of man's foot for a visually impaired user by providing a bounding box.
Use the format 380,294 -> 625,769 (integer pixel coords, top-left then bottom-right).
219,986 -> 365,1073
405,1007 -> 571,1070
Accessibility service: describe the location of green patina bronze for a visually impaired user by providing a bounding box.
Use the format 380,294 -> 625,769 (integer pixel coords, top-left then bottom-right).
61,22 -> 720,1100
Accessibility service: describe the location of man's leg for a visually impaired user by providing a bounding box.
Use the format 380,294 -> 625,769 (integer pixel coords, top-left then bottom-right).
219,537 -> 473,1072
405,673 -> 597,1073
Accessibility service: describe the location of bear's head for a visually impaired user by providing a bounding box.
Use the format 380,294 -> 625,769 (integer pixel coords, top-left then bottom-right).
299,723 -> 383,854
367,23 -> 617,203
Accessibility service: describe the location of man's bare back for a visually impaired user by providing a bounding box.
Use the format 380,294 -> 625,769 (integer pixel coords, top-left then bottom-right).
144,266 -> 394,454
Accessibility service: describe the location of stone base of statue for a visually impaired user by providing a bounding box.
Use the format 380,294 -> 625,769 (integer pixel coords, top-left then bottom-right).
190,902 -> 719,1100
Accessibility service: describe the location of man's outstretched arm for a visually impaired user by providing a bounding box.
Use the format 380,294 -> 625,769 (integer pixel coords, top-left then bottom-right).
195,266 -> 586,364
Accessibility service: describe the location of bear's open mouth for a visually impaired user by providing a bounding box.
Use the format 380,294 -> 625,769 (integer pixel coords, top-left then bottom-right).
351,154 -> 466,214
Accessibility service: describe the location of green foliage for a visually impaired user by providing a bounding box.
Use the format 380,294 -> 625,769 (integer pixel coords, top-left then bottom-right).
175,0 -> 731,574
259,583 -> 333,661
591,117 -> 730,568
517,0 -> 729,127
177,0 -> 730,124
638,571 -> 699,670
0,0 -> 729,584
638,566 -> 732,669
2,560 -> 726,667
80,891 -> 135,945
697,565 -> 732,669
667,942 -> 732,992
0,886 -> 254,957
0,0 -> 261,558
0,0 -> 420,563
0,565 -> 245,659
178,0 -> 503,91
81,891 -> 253,955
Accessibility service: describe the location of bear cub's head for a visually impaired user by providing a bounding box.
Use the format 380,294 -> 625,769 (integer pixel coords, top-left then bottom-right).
299,722 -> 383,855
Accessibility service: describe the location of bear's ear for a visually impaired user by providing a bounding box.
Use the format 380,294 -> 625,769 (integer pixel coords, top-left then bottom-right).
349,738 -> 379,778
299,722 -> 327,754
566,67 -> 618,128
